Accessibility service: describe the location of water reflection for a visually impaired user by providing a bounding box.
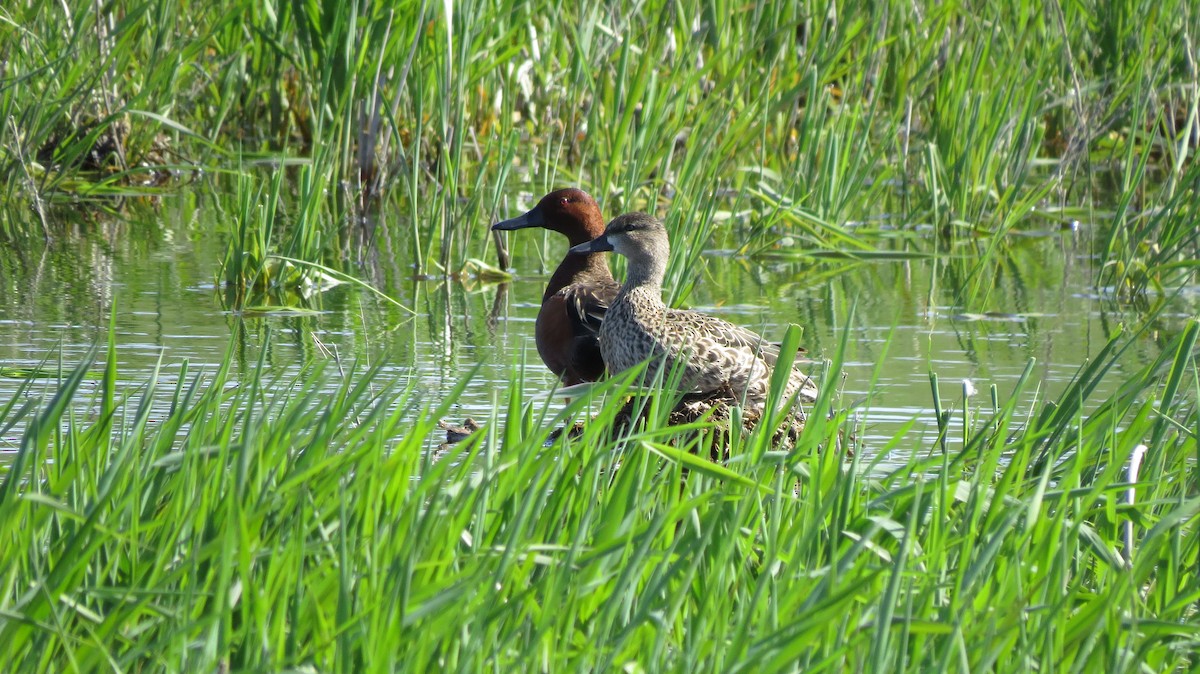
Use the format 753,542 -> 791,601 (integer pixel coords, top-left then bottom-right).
0,215 -> 1180,464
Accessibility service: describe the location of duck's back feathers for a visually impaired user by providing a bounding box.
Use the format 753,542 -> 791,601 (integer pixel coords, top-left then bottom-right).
566,277 -> 619,335
635,305 -> 817,404
663,310 -> 780,361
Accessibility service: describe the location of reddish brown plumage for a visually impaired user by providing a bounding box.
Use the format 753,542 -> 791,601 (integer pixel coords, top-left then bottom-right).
493,189 -> 619,385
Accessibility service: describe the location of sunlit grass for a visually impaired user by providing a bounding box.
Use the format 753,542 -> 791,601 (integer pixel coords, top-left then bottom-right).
1,0 -> 1196,297
2,2 -> 1199,667
1,314 -> 1196,671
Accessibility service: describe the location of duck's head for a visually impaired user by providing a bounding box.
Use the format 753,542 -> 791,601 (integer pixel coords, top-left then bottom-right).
492,188 -> 604,245
567,212 -> 667,261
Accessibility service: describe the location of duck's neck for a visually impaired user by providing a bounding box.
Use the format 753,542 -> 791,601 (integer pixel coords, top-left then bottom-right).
567,211 -> 607,247
545,252 -> 612,301
618,249 -> 667,304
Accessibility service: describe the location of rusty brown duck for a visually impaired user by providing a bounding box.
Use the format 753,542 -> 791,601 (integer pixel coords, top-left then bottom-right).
568,212 -> 818,409
493,188 -> 620,386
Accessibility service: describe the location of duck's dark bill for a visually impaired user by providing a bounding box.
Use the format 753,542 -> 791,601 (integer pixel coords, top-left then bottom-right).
492,208 -> 543,231
568,236 -> 614,254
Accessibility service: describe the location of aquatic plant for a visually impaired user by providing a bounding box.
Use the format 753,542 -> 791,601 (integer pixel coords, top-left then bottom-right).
0,314 -> 1196,671
0,0 -> 1195,299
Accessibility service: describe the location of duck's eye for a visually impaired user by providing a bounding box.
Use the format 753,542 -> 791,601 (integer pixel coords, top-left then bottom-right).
558,197 -> 571,206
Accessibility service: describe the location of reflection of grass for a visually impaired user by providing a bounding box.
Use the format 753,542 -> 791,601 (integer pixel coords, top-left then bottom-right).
2,1 -> 1196,299
0,367 -> 100,379
2,317 -> 1197,670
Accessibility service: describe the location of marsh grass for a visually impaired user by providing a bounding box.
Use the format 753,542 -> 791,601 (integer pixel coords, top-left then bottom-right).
2,0 -> 1196,300
3,3 -> 1200,667
1,311 -> 1197,671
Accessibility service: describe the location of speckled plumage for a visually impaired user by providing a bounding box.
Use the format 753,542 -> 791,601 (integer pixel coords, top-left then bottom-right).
493,189 -> 620,385
569,212 -> 818,409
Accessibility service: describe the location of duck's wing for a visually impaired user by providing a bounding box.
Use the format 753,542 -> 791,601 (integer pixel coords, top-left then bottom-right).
537,280 -> 617,385
657,310 -> 819,402
660,310 -> 781,362
567,278 -> 620,335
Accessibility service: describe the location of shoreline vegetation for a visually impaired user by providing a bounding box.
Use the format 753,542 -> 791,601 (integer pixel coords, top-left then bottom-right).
2,316 -> 1197,671
3,0 -> 1197,297
2,1 -> 1199,671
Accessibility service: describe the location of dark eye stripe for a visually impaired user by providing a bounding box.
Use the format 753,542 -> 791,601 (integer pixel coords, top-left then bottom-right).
610,215 -> 653,234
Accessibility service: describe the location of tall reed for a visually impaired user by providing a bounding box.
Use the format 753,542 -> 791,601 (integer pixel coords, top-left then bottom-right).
1,312 -> 1196,671
2,1 -> 1194,293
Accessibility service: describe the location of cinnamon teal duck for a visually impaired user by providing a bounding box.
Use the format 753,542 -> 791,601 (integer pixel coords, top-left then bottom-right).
567,212 -> 818,409
493,189 -> 620,385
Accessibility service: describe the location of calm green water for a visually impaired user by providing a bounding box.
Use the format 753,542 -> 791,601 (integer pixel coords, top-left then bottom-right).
0,198 -> 1182,466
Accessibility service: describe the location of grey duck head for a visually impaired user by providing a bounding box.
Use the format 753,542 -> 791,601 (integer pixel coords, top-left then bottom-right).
569,212 -> 670,288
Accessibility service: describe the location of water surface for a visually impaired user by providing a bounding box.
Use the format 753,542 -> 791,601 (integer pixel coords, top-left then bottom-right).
0,201 -> 1180,467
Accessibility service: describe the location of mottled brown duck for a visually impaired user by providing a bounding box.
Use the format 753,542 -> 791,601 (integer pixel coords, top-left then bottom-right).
568,212 -> 818,410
